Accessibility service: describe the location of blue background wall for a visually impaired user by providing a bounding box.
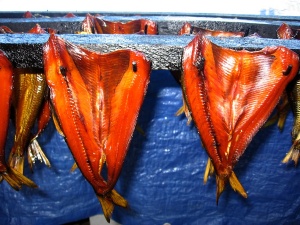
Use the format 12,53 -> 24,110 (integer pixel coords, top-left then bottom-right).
0,70 -> 299,225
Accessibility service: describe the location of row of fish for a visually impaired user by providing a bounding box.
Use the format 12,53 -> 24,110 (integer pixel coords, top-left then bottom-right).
0,17 -> 300,222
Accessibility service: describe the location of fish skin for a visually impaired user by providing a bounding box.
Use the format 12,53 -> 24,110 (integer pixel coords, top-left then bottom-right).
182,33 -> 299,201
173,29 -> 245,124
9,24 -> 50,173
276,23 -> 300,165
9,70 -> 47,173
0,50 -> 37,190
43,33 -> 151,221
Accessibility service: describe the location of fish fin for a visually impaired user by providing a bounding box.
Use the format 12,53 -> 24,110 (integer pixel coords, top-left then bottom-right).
97,195 -> 114,223
97,189 -> 128,222
8,153 -> 24,174
216,175 -> 226,205
175,105 -> 185,117
282,138 -> 300,165
203,158 -> 214,184
52,110 -> 65,137
216,171 -> 247,204
175,96 -> 192,125
110,189 -> 128,208
263,113 -> 279,128
135,124 -> 145,136
70,162 -> 78,172
228,171 -> 247,198
28,139 -> 51,170
2,167 -> 37,190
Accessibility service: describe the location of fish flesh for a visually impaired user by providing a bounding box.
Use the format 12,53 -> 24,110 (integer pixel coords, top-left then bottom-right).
173,28 -> 245,124
43,33 -> 151,221
181,32 -> 299,201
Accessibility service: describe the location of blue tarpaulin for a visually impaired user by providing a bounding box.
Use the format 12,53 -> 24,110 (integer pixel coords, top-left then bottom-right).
0,70 -> 300,225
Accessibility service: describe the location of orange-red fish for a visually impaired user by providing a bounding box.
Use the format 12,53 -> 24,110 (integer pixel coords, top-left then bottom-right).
80,14 -> 158,34
0,26 -> 13,34
173,28 -> 244,124
181,33 -> 299,201
0,50 -> 37,190
43,34 -> 151,221
276,23 -> 300,165
277,23 -> 300,39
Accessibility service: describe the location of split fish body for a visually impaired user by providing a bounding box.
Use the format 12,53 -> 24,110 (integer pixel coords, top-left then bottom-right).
43,34 -> 151,221
182,33 -> 299,201
277,23 -> 300,39
81,14 -> 158,34
277,23 -> 300,165
0,51 -> 36,190
173,28 -> 245,124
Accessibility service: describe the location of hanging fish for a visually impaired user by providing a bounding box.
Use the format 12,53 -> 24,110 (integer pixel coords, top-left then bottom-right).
79,14 -> 158,35
181,33 -> 299,201
43,34 -> 151,221
276,22 -> 300,165
173,28 -> 245,124
277,23 -> 300,39
0,26 -> 13,34
8,24 -> 51,173
264,23 -> 300,130
0,50 -> 37,190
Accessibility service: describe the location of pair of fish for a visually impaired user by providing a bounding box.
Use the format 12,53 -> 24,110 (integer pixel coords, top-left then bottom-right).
43,34 -> 151,221
179,30 -> 299,201
80,13 -> 158,34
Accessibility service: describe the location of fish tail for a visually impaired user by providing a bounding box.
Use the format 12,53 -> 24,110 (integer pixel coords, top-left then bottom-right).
8,151 -> 24,175
1,166 -> 37,190
70,162 -> 78,172
28,138 -> 51,170
216,175 -> 226,205
216,171 -> 247,204
282,138 -> 300,165
228,171 -> 247,198
203,158 -> 214,184
97,189 -> 128,222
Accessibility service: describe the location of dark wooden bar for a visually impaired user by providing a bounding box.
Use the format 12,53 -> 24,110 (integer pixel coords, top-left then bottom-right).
0,34 -> 300,70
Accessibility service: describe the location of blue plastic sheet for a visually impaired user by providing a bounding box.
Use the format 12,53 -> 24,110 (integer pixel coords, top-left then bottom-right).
1,70 -> 300,224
